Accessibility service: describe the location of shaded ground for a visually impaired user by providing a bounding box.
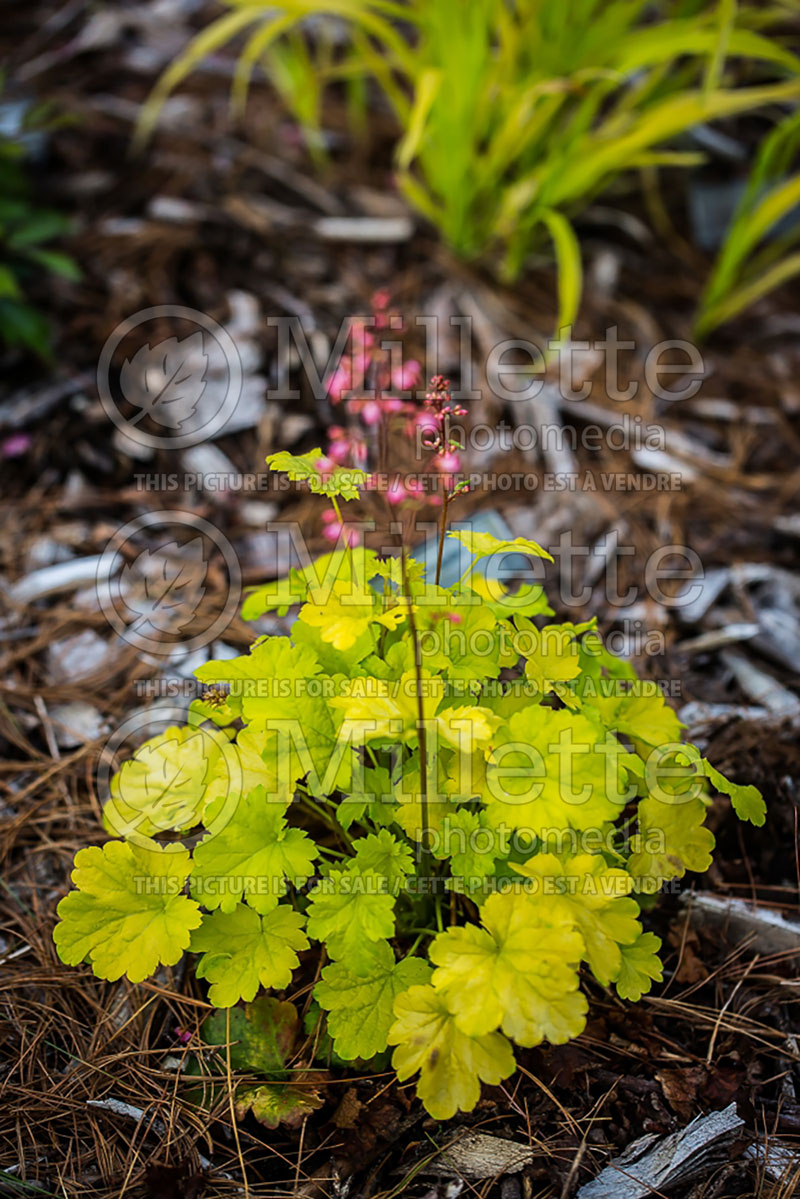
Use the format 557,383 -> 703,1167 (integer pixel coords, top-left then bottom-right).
0,2 -> 799,1196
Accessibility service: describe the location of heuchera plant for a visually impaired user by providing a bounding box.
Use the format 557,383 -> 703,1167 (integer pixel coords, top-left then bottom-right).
54,362 -> 765,1122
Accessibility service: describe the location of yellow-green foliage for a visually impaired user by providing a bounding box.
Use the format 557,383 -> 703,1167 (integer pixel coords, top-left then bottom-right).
54,450 -> 765,1119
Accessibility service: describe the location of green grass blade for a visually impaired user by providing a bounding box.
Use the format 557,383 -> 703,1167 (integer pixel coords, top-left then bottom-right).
695,249 -> 800,337
540,208 -> 583,331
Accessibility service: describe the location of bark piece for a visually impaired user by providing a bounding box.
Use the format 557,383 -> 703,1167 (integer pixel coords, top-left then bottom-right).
577,1103 -> 744,1198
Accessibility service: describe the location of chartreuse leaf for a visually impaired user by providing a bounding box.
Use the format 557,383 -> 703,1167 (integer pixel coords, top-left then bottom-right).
336,765 -> 397,831
352,830 -> 415,894
430,890 -> 587,1045
305,866 -> 395,965
516,618 -> 583,696
241,573 -> 305,621
484,707 -> 627,837
701,759 -> 765,826
241,548 -> 380,623
315,940 -> 431,1060
266,447 -> 367,500
191,903 -> 309,1007
414,598 -> 505,686
588,679 -> 684,750
195,636 -> 321,725
54,841 -> 201,983
394,754 -> 457,844
434,808 -> 510,885
437,705 -> 500,754
447,529 -> 553,564
104,724 -> 233,840
512,854 -> 641,986
629,795 -> 715,891
388,984 -> 516,1120
615,931 -> 664,1002
197,638 -> 357,800
474,579 -> 553,619
191,786 -> 318,914
201,724 -> 318,820
330,670 -> 435,740
298,580 -> 411,651
332,671 -> 497,755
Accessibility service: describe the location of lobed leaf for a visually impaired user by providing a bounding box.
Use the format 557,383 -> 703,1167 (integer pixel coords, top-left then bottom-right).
54,841 -> 201,983
315,940 -> 431,1060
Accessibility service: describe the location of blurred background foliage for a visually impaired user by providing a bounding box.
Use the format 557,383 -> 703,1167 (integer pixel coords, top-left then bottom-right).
143,0 -> 800,336
0,77 -> 79,358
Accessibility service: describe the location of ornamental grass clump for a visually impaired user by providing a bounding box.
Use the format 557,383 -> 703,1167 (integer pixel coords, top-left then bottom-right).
141,0 -> 800,330
54,380 -> 765,1119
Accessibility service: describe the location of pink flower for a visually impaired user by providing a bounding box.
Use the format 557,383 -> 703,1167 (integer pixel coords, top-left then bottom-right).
323,521 -> 361,547
328,437 -> 351,464
386,478 -> 407,505
321,507 -> 338,525
392,359 -> 421,391
437,450 -> 461,472
381,397 -> 405,414
326,364 -> 352,404
2,433 -> 32,458
361,400 -> 383,427
349,318 -> 374,358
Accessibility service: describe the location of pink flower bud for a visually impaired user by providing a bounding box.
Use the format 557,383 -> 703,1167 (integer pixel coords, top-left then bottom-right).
381,397 -> 405,414
326,364 -> 352,404
361,400 -> 383,427
386,479 -> 407,505
392,359 -> 421,390
323,520 -> 361,547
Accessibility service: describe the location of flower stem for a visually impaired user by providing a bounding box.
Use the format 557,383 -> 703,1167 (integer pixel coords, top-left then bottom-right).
435,489 -> 450,587
330,494 -> 355,578
400,544 -> 432,885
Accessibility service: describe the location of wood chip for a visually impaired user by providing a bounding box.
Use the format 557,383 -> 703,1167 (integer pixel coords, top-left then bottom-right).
577,1103 -> 744,1198
313,215 -> 414,242
721,650 -> 800,717
424,1128 -> 535,1180
682,893 -> 800,957
5,556 -> 114,604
